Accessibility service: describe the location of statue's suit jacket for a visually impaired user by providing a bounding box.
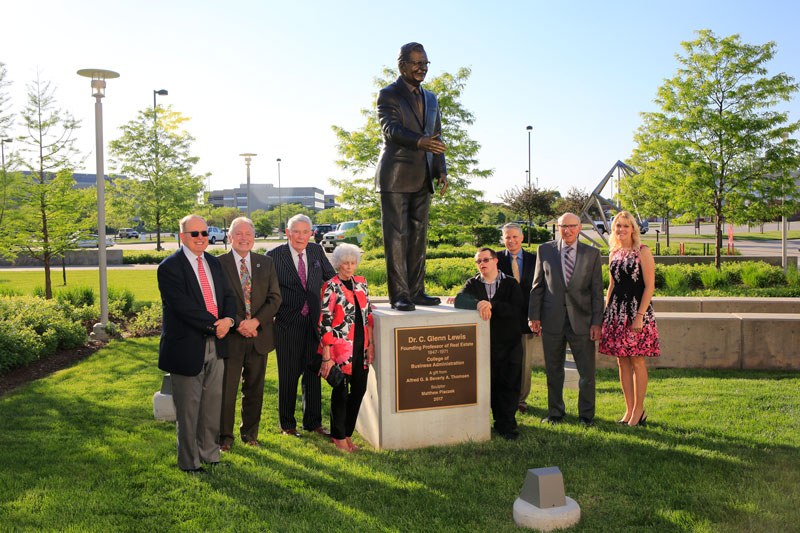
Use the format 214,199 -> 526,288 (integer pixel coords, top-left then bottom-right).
219,251 -> 282,355
497,248 -> 537,333
528,241 -> 604,335
375,76 -> 447,193
157,248 -> 236,376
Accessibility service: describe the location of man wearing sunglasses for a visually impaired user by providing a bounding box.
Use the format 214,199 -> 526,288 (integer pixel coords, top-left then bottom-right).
529,213 -> 603,427
454,248 -> 523,440
157,214 -> 236,472
375,42 -> 448,312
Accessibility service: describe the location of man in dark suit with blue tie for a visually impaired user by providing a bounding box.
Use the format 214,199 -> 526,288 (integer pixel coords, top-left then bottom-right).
267,214 -> 336,437
375,42 -> 448,311
157,215 -> 236,472
496,222 -> 538,413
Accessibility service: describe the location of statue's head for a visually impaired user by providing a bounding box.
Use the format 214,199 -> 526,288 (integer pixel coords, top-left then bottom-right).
398,42 -> 429,87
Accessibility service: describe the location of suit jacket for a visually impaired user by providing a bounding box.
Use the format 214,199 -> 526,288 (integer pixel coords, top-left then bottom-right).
375,76 -> 447,193
157,248 -> 236,376
266,242 -> 336,341
219,251 -> 282,356
528,240 -> 604,335
497,248 -> 536,333
455,274 -> 523,345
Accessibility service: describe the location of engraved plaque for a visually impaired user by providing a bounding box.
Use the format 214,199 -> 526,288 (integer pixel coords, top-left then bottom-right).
395,324 -> 478,412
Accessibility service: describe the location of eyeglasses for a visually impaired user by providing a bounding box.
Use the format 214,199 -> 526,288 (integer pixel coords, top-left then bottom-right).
557,224 -> 580,229
404,60 -> 430,68
183,230 -> 209,237
475,258 -> 494,264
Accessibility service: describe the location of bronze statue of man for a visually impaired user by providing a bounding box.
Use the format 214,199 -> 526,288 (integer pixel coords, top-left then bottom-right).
375,42 -> 448,311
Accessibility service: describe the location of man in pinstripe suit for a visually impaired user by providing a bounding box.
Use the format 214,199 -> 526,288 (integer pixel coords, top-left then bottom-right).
267,214 -> 336,437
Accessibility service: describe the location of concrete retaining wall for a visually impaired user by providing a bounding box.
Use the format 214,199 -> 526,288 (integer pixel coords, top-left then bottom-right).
0,249 -> 124,266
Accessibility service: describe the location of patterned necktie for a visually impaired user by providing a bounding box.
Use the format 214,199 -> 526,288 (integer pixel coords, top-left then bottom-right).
563,246 -> 574,285
197,256 -> 218,318
298,252 -> 309,316
240,257 -> 251,319
511,253 -> 521,283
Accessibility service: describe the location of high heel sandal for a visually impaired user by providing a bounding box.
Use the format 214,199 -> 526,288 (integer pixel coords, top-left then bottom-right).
628,412 -> 647,427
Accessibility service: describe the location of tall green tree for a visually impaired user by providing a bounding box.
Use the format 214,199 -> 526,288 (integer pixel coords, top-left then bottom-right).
633,30 -> 799,267
0,61 -> 17,228
109,105 -> 206,250
330,66 -> 492,224
3,75 -> 93,298
501,185 -> 558,240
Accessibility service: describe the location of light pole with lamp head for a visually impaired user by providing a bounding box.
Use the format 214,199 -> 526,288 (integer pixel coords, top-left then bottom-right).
77,68 -> 120,340
782,132 -> 789,273
153,89 -> 168,250
239,153 -> 257,217
526,125 -> 533,243
276,158 -> 282,235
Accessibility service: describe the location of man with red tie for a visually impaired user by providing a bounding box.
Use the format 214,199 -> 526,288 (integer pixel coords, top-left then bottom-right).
157,215 -> 236,472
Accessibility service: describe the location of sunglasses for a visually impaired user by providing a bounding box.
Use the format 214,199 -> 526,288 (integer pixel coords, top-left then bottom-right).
183,230 -> 209,237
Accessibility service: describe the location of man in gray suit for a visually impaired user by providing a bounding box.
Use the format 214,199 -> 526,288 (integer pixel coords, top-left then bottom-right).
528,213 -> 604,426
218,217 -> 282,451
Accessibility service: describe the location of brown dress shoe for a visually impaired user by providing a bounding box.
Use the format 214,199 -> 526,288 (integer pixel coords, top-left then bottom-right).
281,428 -> 301,438
517,402 -> 529,413
219,444 -> 231,453
308,426 -> 331,438
246,440 -> 261,447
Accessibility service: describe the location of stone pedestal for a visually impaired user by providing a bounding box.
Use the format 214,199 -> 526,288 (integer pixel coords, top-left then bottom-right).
513,466 -> 581,530
153,374 -> 176,421
355,304 -> 491,450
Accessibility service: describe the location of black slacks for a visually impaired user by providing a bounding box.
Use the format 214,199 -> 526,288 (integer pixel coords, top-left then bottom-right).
380,189 -> 431,303
490,339 -> 522,435
275,315 -> 322,431
330,348 -> 368,440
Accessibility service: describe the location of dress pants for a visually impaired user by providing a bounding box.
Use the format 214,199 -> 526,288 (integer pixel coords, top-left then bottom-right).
220,338 -> 266,446
541,316 -> 596,420
518,333 -> 536,404
330,350 -> 368,440
490,339 -> 522,435
275,315 -> 322,431
171,337 -> 223,471
380,189 -> 431,303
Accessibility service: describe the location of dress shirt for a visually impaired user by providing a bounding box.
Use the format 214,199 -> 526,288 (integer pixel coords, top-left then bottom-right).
479,271 -> 507,300
289,244 -> 308,279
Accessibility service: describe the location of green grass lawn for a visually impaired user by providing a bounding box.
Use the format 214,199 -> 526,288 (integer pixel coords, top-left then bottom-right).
0,269 -> 161,303
0,338 -> 797,532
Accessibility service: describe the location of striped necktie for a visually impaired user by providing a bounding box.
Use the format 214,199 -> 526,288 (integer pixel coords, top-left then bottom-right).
197,256 -> 218,318
298,252 -> 309,316
563,246 -> 574,285
240,257 -> 251,319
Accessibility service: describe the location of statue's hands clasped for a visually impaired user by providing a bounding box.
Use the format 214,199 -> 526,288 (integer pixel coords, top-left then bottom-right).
418,134 -> 446,154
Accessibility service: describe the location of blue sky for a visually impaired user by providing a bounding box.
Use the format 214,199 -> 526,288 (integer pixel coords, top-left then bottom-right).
2,0 -> 799,203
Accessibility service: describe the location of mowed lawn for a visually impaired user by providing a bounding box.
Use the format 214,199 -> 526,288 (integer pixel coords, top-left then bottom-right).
0,338 -> 797,532
0,269 -> 161,303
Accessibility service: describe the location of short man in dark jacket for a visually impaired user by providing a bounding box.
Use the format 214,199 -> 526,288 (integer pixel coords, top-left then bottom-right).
455,248 -> 523,440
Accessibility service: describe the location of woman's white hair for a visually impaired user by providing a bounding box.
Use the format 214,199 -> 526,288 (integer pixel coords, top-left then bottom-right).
331,243 -> 361,269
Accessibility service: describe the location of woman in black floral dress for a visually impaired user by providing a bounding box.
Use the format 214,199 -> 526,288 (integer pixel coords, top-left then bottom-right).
599,211 -> 659,426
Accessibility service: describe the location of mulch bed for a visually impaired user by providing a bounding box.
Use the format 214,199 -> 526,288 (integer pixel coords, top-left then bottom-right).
0,341 -> 106,397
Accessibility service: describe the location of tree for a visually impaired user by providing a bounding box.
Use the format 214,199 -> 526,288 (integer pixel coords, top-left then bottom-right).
0,61 -> 18,228
251,203 -> 314,237
633,30 -> 799,267
314,206 -> 357,225
501,185 -> 558,240
109,105 -> 206,250
553,187 -> 592,218
330,66 -> 492,224
3,75 -> 93,298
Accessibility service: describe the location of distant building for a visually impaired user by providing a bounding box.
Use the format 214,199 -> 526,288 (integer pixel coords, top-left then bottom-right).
207,183 -> 326,211
20,171 -> 126,188
324,194 -> 338,210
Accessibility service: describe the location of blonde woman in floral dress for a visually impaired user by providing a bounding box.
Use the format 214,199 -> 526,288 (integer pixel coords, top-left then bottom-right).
599,211 -> 659,426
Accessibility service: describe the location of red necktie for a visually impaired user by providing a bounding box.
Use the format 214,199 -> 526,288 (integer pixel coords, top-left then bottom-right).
298,252 -> 309,316
197,256 -> 218,318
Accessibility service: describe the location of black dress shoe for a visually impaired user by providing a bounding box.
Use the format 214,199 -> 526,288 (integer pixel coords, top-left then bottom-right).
182,466 -> 206,473
205,461 -> 230,467
579,417 -> 594,427
541,415 -> 563,425
412,293 -> 441,306
500,430 -> 519,441
391,298 -> 416,312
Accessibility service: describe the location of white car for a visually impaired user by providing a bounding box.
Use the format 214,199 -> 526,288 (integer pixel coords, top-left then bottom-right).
322,220 -> 364,252
206,226 -> 227,244
77,235 -> 115,248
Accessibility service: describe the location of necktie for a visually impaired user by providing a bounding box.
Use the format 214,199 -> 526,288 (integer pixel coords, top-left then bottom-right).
197,256 -> 218,318
413,88 -> 423,117
298,252 -> 309,316
240,257 -> 251,319
511,254 -> 521,283
563,246 -> 574,285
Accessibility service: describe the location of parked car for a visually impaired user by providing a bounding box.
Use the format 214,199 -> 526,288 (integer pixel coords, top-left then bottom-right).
322,220 -> 364,252
313,224 -> 336,244
116,228 -> 140,239
206,226 -> 227,244
77,234 -> 115,248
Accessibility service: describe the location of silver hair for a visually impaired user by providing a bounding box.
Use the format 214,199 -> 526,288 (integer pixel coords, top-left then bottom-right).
331,243 -> 361,269
501,222 -> 524,240
179,214 -> 206,233
287,214 -> 313,231
228,216 -> 255,234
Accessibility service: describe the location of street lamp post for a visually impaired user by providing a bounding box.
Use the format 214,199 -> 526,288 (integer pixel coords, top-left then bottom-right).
1,138 -> 11,225
239,153 -> 257,217
782,132 -> 789,273
77,68 -> 120,340
153,89 -> 168,250
526,125 -> 533,189
276,158 -> 282,235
